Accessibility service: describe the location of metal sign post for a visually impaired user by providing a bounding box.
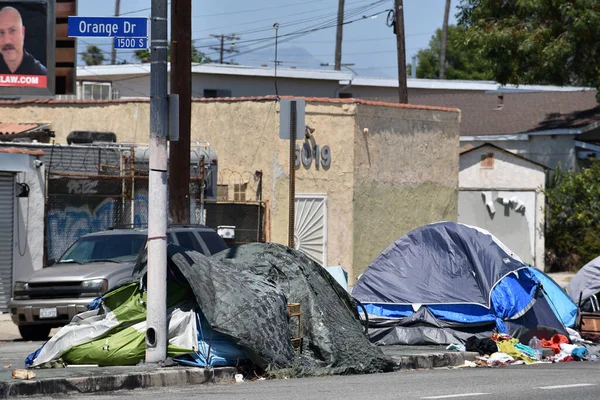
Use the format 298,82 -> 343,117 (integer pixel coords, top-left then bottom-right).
288,100 -> 297,249
279,99 -> 305,249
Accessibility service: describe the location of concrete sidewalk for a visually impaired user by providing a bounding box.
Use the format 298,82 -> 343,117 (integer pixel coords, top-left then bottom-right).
0,338 -> 476,398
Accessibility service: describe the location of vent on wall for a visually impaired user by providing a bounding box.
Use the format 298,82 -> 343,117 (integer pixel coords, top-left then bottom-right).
494,95 -> 504,111
480,152 -> 494,169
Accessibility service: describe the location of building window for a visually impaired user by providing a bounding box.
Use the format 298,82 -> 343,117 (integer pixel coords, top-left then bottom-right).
217,184 -> 229,201
233,183 -> 247,201
78,82 -> 115,100
203,89 -> 232,98
480,152 -> 494,169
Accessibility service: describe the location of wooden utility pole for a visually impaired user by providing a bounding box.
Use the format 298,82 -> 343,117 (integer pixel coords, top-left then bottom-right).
168,0 -> 192,224
334,0 -> 345,71
209,34 -> 240,64
439,0 -> 451,79
111,0 -> 121,64
394,0 -> 408,103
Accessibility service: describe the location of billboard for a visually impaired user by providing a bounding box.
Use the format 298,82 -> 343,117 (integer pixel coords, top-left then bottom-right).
0,0 -> 55,95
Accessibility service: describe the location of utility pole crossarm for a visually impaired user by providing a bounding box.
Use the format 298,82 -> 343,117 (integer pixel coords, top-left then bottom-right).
209,34 -> 240,64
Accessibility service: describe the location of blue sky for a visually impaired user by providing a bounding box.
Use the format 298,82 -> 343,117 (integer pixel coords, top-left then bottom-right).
78,0 -> 461,78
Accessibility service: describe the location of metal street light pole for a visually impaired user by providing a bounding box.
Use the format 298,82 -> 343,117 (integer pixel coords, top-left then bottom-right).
146,0 -> 169,364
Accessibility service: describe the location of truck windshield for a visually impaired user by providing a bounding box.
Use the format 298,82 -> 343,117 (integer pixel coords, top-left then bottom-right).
57,234 -> 147,264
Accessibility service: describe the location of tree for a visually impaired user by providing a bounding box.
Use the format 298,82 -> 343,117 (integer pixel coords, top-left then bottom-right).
133,45 -> 212,64
82,45 -> 105,66
458,0 -> 600,94
545,161 -> 600,272
414,25 -> 492,80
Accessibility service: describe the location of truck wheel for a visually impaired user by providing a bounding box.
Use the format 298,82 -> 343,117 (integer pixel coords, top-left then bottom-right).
18,325 -> 51,341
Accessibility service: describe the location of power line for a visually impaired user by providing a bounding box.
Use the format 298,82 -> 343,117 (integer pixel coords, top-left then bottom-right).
191,0 -> 324,18
191,0 -> 373,37
300,31 -> 435,43
203,1 -> 388,55
220,7 -> 390,62
209,34 -> 240,64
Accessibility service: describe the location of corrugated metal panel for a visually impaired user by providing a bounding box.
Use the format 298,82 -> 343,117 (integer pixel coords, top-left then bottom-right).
0,173 -> 14,312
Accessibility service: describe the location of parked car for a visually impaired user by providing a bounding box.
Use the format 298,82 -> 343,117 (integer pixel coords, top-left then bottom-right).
9,225 -> 227,341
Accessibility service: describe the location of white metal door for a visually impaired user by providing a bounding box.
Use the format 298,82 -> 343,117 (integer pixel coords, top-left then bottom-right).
0,173 -> 14,312
294,194 -> 327,266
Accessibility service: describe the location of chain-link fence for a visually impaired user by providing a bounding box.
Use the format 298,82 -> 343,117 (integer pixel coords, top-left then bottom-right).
203,201 -> 265,246
34,143 -> 265,261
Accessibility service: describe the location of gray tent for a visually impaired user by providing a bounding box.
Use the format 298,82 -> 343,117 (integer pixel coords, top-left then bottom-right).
352,222 -> 568,345
567,255 -> 600,311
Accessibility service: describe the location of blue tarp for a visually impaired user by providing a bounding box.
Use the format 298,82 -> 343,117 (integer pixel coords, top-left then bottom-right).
173,311 -> 248,367
325,266 -> 349,292
527,266 -> 577,328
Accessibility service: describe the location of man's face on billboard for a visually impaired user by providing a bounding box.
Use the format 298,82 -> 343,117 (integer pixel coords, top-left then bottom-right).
0,7 -> 25,65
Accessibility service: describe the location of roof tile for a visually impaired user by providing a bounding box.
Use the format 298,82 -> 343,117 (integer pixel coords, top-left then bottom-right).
0,147 -> 44,156
0,123 -> 41,135
0,96 -> 459,113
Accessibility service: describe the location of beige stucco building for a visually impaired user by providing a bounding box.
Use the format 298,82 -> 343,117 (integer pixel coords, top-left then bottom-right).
0,97 -> 460,285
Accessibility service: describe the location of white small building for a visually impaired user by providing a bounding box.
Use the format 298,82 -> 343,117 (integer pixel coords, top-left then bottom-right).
0,148 -> 45,312
458,143 -> 547,270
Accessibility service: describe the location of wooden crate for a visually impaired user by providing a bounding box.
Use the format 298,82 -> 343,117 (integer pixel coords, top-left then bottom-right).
287,303 -> 301,316
287,303 -> 302,352
580,312 -> 600,335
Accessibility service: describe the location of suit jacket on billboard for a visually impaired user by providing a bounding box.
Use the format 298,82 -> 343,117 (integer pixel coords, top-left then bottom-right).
0,50 -> 47,75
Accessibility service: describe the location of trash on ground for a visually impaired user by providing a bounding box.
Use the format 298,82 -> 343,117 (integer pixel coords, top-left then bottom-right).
12,369 -> 35,380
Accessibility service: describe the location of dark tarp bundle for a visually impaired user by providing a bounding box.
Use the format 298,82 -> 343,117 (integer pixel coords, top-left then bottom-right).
135,244 -> 294,370
135,243 -> 392,376
213,243 -> 394,376
352,222 -> 568,345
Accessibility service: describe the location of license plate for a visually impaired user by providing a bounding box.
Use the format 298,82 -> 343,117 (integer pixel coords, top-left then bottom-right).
39,307 -> 57,319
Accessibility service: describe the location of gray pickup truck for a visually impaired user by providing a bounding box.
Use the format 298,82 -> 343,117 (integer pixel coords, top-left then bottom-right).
9,225 -> 228,341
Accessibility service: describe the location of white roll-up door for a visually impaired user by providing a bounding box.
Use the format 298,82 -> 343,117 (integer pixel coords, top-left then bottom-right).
0,173 -> 14,312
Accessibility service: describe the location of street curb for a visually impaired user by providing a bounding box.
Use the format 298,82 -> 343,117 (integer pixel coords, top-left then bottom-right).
0,366 -> 237,398
391,351 -> 478,371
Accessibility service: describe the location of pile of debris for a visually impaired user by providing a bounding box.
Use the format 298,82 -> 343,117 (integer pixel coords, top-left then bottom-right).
26,243 -> 393,377
451,330 -> 600,368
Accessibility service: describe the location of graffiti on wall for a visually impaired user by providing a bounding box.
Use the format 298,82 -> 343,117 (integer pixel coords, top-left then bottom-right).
47,198 -> 116,260
46,190 -> 151,260
133,189 -> 148,228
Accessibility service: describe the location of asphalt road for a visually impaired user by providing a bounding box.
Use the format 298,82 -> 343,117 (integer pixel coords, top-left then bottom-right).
43,361 -> 600,400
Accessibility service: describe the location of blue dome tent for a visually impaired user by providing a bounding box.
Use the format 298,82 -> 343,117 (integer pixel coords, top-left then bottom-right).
352,222 -> 569,345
